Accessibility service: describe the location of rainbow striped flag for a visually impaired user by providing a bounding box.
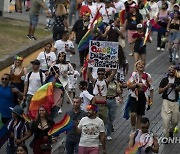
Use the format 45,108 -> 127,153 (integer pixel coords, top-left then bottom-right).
29,82 -> 63,119
48,113 -> 73,136
78,7 -> 104,52
144,0 -> 150,10
125,143 -> 142,154
119,9 -> 126,25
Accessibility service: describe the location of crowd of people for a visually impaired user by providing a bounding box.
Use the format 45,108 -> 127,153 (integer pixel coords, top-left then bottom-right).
0,0 -> 180,154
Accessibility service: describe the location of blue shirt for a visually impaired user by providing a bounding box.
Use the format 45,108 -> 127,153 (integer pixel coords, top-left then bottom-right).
0,85 -> 15,118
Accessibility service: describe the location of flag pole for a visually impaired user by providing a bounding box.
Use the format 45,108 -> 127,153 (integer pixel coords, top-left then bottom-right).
51,66 -> 73,105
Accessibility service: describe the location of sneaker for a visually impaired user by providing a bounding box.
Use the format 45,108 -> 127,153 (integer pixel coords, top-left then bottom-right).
157,47 -> 161,51
58,108 -> 62,114
174,126 -> 179,133
161,48 -> 165,51
107,136 -> 112,141
129,53 -> 134,56
176,54 -> 179,59
31,36 -> 37,40
26,34 -> 32,40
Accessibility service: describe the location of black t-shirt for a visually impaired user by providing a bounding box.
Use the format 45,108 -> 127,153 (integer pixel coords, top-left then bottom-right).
159,76 -> 180,101
126,13 -> 143,30
72,19 -> 89,44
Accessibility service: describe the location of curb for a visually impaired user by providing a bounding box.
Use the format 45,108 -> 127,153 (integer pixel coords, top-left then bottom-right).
0,36 -> 52,70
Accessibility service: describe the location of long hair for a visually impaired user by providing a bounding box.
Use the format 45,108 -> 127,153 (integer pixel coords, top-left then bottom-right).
56,52 -> 67,64
35,106 -> 51,127
56,3 -> 67,16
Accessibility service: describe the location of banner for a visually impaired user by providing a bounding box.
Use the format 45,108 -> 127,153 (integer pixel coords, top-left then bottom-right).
88,40 -> 119,69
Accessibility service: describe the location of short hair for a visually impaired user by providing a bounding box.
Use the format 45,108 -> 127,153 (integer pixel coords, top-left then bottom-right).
45,42 -> 52,47
97,68 -> 105,73
62,30 -> 69,36
71,63 -> 76,69
3,73 -> 11,80
79,80 -> 88,87
140,117 -> 150,124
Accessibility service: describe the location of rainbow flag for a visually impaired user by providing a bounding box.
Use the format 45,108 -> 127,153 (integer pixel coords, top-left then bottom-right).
48,113 -> 73,136
78,7 -> 104,52
29,82 -> 63,119
125,143 -> 142,154
119,9 -> 126,25
150,19 -> 166,33
144,0 -> 150,10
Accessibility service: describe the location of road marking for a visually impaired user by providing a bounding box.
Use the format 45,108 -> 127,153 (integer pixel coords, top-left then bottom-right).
146,51 -> 167,69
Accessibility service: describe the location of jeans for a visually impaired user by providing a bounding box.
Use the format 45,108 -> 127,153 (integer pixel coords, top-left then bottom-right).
106,98 -> 117,136
68,2 -> 79,26
65,139 -> 79,154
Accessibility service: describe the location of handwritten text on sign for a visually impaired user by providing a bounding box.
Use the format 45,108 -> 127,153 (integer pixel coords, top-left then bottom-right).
89,40 -> 118,69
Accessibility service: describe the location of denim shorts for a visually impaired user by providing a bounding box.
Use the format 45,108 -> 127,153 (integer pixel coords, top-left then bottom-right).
168,31 -> 180,43
29,14 -> 39,27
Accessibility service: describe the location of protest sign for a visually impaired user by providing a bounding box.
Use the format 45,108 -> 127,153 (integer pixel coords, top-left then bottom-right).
88,40 -> 118,69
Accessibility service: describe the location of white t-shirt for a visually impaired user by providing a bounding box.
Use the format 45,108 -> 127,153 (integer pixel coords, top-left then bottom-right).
37,51 -> 56,71
78,116 -> 105,147
54,40 -> 74,61
67,70 -> 80,89
100,7 -> 117,24
149,2 -> 159,20
25,72 -> 46,95
139,8 -> 149,22
93,79 -> 107,96
80,90 -> 94,112
113,1 -> 125,13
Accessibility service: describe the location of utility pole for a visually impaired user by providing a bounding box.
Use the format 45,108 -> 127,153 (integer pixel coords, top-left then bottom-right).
0,0 -> 4,17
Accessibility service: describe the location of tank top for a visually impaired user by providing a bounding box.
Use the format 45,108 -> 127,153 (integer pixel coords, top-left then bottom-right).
169,20 -> 180,30
10,67 -> 25,83
0,85 -> 14,118
107,81 -> 117,96
158,10 -> 168,23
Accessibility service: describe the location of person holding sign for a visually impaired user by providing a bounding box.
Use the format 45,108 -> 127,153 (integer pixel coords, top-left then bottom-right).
87,67 -> 117,125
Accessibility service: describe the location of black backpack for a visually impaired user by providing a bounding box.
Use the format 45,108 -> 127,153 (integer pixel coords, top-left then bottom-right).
27,71 -> 44,88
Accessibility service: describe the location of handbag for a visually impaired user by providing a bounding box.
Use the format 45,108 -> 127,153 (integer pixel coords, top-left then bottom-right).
94,95 -> 107,104
40,144 -> 52,150
95,84 -> 107,104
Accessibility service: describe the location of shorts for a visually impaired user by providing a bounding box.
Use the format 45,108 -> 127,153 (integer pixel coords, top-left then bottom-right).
130,92 -> 146,115
78,146 -> 99,154
168,31 -> 180,43
29,14 -> 39,27
127,30 -> 137,44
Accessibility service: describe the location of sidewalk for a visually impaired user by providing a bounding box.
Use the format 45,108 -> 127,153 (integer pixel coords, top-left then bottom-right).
4,11 -> 46,25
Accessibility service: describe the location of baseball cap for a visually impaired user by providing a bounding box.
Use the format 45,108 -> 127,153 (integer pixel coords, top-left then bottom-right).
31,59 -> 40,65
137,23 -> 143,29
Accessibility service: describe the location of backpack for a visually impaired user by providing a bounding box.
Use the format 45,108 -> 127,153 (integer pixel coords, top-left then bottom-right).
27,71 -> 44,88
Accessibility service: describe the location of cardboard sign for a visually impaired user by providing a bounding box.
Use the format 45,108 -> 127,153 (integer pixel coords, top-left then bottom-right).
88,40 -> 118,69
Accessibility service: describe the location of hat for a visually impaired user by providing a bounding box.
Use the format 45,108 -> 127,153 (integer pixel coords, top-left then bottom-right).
86,104 -> 98,112
14,55 -> 23,61
137,23 -> 143,29
9,105 -> 24,117
31,59 -> 40,65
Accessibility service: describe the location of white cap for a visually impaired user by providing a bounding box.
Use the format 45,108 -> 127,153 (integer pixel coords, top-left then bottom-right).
137,23 -> 143,29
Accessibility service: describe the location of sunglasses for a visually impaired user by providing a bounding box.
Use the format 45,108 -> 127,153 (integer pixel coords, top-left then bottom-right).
1,78 -> 8,81
98,73 -> 105,75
